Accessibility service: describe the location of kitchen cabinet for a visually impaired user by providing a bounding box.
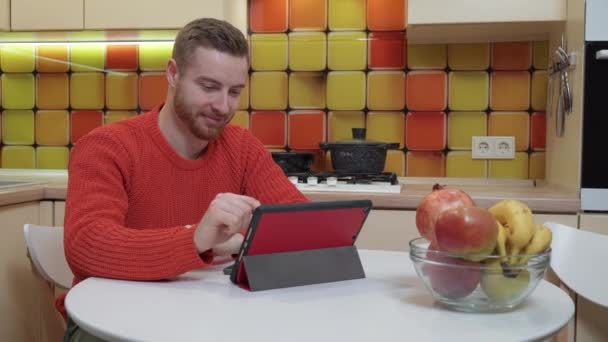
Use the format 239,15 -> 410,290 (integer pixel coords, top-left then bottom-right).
84,0 -> 241,31
0,0 -> 8,31
54,201 -> 65,227
11,0 -> 84,31
406,0 -> 566,43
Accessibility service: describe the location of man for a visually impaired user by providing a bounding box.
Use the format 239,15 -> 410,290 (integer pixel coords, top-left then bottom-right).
61,18 -> 308,341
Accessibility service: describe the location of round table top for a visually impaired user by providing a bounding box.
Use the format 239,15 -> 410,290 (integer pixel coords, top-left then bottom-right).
66,249 -> 574,342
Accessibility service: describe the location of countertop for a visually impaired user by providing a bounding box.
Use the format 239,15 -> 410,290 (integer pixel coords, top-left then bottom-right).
0,170 -> 581,213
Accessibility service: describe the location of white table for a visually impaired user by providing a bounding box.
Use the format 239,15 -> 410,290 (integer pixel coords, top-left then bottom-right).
66,250 -> 574,342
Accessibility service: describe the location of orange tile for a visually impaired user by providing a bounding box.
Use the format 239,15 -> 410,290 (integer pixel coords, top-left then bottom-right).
105,44 -> 138,71
490,71 -> 530,111
530,112 -> 546,151
288,110 -> 326,150
36,110 -> 69,146
290,0 -> 327,31
250,0 -> 288,33
405,112 -> 446,151
406,151 -> 445,177
250,111 -> 287,148
71,110 -> 103,144
367,0 -> 406,31
384,150 -> 406,176
368,31 -> 406,69
406,71 -> 447,111
488,111 -> 530,151
491,42 -> 531,70
36,73 -> 69,110
139,72 -> 168,111
529,152 -> 545,179
106,73 -> 138,110
366,111 -> 405,148
36,45 -> 69,72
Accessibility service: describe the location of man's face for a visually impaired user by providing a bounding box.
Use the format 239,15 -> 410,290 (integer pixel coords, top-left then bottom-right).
171,47 -> 248,140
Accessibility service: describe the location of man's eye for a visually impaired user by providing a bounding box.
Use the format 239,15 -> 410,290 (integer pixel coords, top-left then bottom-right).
230,90 -> 242,97
201,84 -> 217,91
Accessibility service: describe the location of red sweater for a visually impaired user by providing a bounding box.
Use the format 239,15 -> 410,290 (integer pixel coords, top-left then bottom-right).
58,105 -> 308,318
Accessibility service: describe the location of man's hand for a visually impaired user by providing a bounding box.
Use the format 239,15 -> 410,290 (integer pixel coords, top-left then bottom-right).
194,193 -> 260,254
213,233 -> 244,256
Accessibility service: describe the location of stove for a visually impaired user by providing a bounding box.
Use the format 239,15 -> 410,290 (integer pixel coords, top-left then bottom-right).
285,171 -> 401,193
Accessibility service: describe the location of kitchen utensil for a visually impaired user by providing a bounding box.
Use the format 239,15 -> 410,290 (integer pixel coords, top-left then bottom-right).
271,152 -> 315,173
548,35 -> 575,137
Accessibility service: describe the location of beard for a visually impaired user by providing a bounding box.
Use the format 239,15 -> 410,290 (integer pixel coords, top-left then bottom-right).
173,83 -> 226,141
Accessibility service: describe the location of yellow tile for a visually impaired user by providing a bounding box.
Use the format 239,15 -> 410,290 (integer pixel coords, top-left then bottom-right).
1,146 -> 35,169
447,43 -> 490,70
70,72 -> 105,110
138,42 -> 173,71
529,152 -> 545,180
406,151 -> 445,177
384,150 -> 405,176
446,151 -> 487,177
289,32 -> 327,71
531,70 -> 547,111
1,73 -> 35,109
70,45 -> 105,72
533,41 -> 549,70
447,111 -> 487,150
0,45 -> 35,72
35,110 -> 69,146
231,111 -> 250,129
488,111 -> 530,151
448,71 -> 489,111
238,76 -> 250,110
407,44 -> 447,70
328,0 -> 366,30
36,73 -> 69,110
289,72 -> 326,109
328,31 -> 367,70
36,45 -> 70,72
327,111 -> 365,142
250,72 -> 288,110
366,111 -> 405,148
490,71 -> 530,111
36,146 -> 69,169
2,110 -> 34,145
326,71 -> 366,110
489,152 -> 529,179
106,72 -> 138,110
367,71 -> 405,111
251,34 -> 288,71
105,111 -> 137,125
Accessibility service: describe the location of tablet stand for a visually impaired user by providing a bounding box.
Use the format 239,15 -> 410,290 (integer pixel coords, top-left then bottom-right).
239,245 -> 365,291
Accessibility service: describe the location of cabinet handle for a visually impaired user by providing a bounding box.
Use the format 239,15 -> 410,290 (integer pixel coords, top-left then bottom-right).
596,50 -> 608,60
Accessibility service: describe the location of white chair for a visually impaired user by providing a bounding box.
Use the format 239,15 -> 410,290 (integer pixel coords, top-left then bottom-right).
544,222 -> 608,308
23,224 -> 73,290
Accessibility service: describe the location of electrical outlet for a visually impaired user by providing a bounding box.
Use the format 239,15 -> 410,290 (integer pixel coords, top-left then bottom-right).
472,136 -> 515,159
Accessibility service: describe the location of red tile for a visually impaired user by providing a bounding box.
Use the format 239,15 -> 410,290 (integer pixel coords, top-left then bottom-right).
250,111 -> 287,148
368,31 -> 406,69
106,44 -> 138,71
250,0 -> 288,32
139,73 -> 168,111
491,42 -> 531,70
405,112 -> 446,150
530,111 -> 546,150
288,110 -> 326,150
405,71 -> 447,111
71,110 -> 104,144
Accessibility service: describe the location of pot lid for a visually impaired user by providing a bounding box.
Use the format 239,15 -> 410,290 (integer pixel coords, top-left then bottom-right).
327,128 -> 392,146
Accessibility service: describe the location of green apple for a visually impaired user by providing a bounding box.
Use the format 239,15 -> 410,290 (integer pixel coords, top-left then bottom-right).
481,259 -> 530,302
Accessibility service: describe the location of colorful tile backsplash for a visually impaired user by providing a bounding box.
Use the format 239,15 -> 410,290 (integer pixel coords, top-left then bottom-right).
0,0 -> 548,180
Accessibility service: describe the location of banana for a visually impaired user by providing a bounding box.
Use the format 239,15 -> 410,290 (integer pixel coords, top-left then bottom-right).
488,199 -> 535,259
513,224 -> 553,265
495,219 -> 508,263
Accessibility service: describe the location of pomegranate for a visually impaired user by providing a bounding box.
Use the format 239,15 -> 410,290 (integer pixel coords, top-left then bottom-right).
415,184 -> 476,244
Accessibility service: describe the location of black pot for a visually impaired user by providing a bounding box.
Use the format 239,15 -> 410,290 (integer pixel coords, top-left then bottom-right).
271,152 -> 315,173
319,128 -> 399,174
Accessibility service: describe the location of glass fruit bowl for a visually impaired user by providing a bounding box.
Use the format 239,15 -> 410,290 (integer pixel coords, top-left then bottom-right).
409,237 -> 551,313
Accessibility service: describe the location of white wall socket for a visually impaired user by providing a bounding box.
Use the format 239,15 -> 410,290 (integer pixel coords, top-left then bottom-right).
471,136 -> 515,159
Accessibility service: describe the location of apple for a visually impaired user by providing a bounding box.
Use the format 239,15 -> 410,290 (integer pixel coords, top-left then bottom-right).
481,259 -> 530,302
424,244 -> 481,299
434,206 -> 498,262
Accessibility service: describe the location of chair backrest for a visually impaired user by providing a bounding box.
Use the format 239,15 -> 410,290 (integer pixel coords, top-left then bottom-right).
23,224 -> 74,289
545,222 -> 608,308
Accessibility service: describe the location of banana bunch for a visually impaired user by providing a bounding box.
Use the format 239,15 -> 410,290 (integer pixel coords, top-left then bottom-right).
488,199 -> 552,267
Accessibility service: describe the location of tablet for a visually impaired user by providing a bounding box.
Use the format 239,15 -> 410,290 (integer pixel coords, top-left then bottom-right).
229,199 -> 372,286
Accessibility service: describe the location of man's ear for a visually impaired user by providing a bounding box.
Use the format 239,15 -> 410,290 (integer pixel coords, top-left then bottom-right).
166,58 -> 179,88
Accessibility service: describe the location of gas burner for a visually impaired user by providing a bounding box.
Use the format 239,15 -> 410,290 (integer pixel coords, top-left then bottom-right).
284,171 -> 399,186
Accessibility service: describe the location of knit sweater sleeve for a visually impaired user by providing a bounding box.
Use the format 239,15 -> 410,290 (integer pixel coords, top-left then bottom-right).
64,129 -> 208,281
240,132 -> 310,204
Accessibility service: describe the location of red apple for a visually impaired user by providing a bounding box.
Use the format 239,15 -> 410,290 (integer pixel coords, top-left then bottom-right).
434,207 -> 498,261
424,244 -> 481,299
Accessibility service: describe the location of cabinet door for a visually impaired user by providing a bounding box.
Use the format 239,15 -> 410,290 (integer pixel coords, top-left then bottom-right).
0,0 -> 8,31
11,0 -> 84,31
54,201 -> 65,227
84,0 -> 224,30
355,210 -> 419,251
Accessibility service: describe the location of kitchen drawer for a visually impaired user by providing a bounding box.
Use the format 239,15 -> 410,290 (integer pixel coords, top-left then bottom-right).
0,0 -> 8,31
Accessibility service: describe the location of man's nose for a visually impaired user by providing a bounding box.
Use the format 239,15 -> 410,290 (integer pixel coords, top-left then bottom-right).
212,91 -> 230,114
